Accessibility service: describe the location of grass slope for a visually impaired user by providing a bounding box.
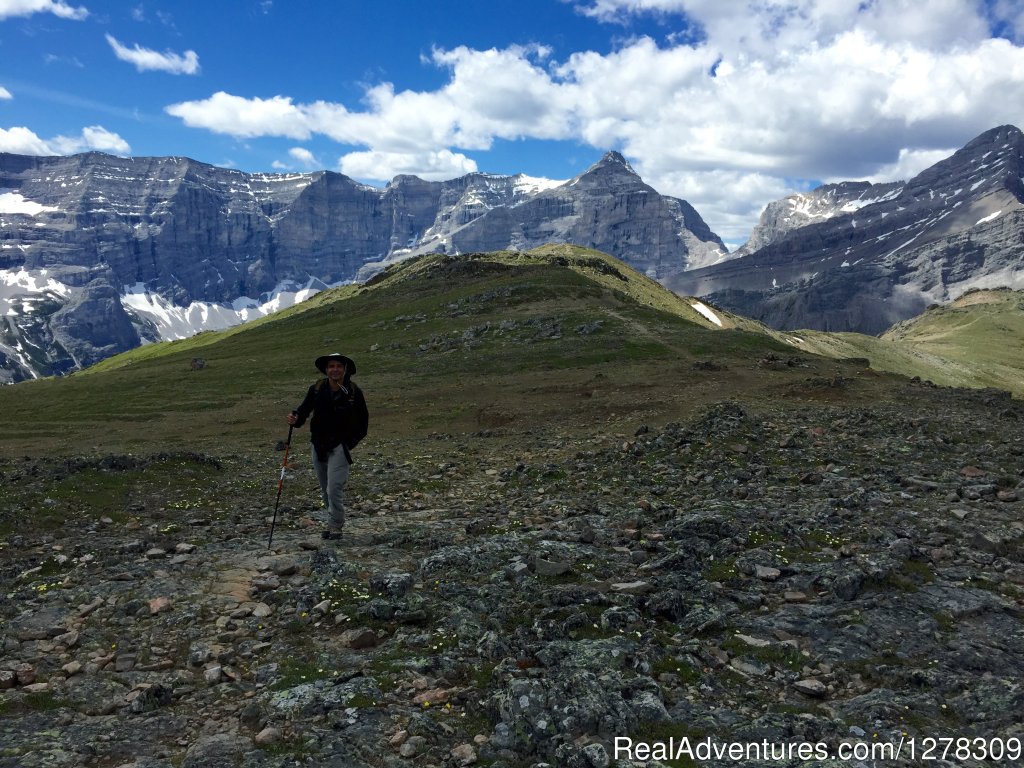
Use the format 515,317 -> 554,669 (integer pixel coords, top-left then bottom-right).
785,288 -> 1024,396
0,246 -> 880,458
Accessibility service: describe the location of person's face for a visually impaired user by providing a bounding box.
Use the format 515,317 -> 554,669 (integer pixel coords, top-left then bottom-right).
326,360 -> 347,379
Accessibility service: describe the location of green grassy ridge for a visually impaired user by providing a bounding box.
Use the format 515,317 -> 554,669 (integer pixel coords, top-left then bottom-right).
785,288 -> 1024,396
80,246 -> 772,377
0,247 -> 802,456
5,247 -> 1017,457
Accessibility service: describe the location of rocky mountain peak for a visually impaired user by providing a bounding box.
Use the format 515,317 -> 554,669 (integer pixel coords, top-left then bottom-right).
0,147 -> 723,380
670,124 -> 1024,334
904,123 -> 1024,199
567,151 -> 644,192
597,150 -> 633,169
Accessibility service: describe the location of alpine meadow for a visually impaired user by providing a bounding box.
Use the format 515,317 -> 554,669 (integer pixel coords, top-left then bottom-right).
0,245 -> 1022,767
2,1 -> 1024,763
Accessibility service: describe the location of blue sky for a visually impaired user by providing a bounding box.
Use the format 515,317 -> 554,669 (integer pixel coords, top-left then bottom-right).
2,0 -> 1023,246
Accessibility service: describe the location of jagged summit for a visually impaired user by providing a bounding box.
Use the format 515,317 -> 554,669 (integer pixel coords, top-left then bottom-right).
595,150 -> 635,170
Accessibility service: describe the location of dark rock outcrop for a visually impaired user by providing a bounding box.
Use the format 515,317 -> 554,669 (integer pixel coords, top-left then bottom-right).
50,279 -> 141,368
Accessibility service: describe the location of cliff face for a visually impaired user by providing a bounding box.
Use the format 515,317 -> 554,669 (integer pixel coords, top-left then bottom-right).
0,151 -> 725,380
669,125 -> 1024,333
449,154 -> 727,277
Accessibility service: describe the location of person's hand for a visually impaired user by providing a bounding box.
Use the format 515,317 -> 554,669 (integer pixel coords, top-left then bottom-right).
286,412 -> 298,425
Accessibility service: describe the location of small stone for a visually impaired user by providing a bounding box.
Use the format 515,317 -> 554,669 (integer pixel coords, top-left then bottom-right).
21,682 -> 49,693
730,658 -> 767,676
251,574 -> 281,592
15,664 -> 36,686
62,661 -> 82,676
54,630 -> 80,648
610,581 -> 654,595
175,543 -> 197,554
735,634 -> 772,648
188,643 -> 213,666
0,670 -> 15,689
784,591 -> 808,602
149,597 -> 172,615
412,688 -> 450,705
145,548 -> 167,559
268,559 -> 300,577
77,597 -> 104,617
339,628 -> 379,649
204,665 -> 223,685
794,678 -> 828,698
252,603 -> 273,618
389,730 -> 408,747
754,565 -> 781,581
399,735 -> 427,758
533,558 -> 571,577
451,743 -> 478,765
114,654 -> 136,672
312,599 -> 332,614
254,727 -> 281,746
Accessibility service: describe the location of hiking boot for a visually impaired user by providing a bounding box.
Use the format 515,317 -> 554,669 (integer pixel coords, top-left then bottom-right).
321,529 -> 343,541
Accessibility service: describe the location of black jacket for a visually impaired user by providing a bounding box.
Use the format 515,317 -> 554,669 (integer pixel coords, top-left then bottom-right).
292,377 -> 368,460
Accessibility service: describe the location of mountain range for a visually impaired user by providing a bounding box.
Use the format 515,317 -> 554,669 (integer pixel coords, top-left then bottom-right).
2,124 -> 1023,382
669,124 -> 1024,332
0,151 -> 725,382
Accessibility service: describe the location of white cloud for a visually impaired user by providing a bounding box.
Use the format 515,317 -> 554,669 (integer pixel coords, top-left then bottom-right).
166,91 -> 312,138
165,2 -> 1024,242
288,147 -> 319,168
856,148 -> 957,185
0,125 -> 130,155
0,126 -> 53,154
0,86 -> 12,100
0,0 -> 87,20
339,149 -> 478,181
105,34 -> 199,75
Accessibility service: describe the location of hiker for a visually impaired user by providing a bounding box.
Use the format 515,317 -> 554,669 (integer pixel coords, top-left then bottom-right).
287,353 -> 369,540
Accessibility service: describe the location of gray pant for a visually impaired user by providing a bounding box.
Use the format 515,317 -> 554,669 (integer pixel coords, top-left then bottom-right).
312,444 -> 349,531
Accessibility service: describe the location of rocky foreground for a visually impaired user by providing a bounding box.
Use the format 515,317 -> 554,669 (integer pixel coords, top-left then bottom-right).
1,383 -> 1023,767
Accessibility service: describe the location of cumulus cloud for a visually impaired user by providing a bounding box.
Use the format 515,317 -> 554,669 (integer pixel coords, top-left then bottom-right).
165,1 -> 1024,241
166,91 -> 313,138
288,147 -> 319,168
0,125 -> 130,155
0,86 -> 12,100
339,149 -> 478,181
0,0 -> 87,20
856,147 -> 958,185
106,34 -> 199,75
0,126 -> 53,154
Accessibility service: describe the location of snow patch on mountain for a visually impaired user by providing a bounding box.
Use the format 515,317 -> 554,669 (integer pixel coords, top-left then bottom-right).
691,301 -> 723,327
514,174 -> 564,197
0,191 -> 58,216
1,269 -> 71,315
121,278 -> 341,341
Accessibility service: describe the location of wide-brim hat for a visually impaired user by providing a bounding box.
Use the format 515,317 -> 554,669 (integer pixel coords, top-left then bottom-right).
314,352 -> 356,376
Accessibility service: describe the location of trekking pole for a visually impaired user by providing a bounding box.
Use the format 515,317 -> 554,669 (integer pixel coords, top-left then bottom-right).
268,425 -> 293,549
